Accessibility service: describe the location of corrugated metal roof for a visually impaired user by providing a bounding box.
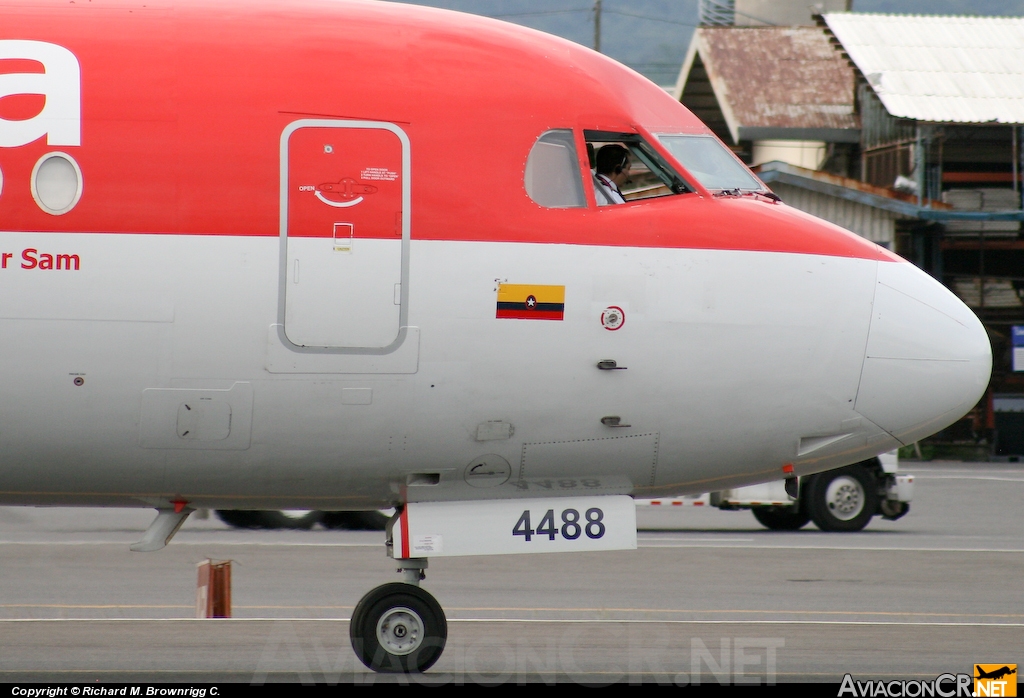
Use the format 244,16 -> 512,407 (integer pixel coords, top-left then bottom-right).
822,13 -> 1024,124
675,26 -> 858,143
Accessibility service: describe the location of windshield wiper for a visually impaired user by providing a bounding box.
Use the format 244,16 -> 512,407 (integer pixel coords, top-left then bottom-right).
712,188 -> 781,202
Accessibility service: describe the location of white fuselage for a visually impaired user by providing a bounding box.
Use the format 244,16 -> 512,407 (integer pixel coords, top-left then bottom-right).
0,229 -> 989,510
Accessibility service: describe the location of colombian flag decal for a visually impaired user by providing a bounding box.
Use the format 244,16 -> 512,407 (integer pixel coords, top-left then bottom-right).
496,284 -> 565,320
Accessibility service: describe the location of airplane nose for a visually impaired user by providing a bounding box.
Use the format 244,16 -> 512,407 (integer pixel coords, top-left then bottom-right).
854,261 -> 992,445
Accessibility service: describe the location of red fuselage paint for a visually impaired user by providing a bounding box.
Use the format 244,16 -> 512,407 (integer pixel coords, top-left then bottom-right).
0,0 -> 897,263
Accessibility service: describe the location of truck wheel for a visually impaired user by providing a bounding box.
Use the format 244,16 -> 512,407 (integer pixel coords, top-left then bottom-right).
805,465 -> 878,532
215,510 -> 322,530
321,511 -> 389,531
751,506 -> 810,531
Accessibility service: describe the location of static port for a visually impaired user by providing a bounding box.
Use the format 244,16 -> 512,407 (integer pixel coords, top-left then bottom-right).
73,377 -> 84,386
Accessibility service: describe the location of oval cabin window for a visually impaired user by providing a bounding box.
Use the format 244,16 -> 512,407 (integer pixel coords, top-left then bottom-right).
32,152 -> 83,215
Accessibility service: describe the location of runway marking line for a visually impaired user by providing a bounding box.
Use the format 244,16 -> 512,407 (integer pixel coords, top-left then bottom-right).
0,541 -> 381,547
2,605 -> 1022,620
0,604 -> 193,609
636,543 -> 1024,552
0,618 -> 1021,627
634,537 -> 755,542
907,465 -> 1023,469
909,475 -> 1024,482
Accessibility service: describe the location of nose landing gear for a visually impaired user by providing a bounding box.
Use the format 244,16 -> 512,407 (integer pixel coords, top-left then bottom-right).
349,559 -> 447,673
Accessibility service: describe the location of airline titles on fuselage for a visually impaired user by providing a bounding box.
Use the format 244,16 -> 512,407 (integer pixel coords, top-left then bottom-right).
1,249 -> 80,271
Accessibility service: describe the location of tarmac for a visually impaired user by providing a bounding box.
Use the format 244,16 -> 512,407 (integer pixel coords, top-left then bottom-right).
0,461 -> 1020,684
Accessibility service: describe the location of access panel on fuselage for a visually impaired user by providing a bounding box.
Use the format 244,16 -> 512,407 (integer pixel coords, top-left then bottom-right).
282,121 -> 409,350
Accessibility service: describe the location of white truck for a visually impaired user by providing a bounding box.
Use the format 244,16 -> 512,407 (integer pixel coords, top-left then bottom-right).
639,454 -> 914,532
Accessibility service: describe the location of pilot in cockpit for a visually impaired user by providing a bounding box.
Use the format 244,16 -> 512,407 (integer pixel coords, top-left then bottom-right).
593,144 -> 631,206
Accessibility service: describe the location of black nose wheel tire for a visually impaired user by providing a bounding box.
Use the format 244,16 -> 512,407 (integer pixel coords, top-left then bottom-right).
350,582 -> 447,673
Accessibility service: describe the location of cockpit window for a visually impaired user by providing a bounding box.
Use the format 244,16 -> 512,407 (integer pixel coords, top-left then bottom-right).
584,130 -> 692,205
656,134 -> 764,192
524,129 -> 586,208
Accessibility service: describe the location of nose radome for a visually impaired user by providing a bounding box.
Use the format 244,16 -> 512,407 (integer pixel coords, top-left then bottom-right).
854,261 -> 992,446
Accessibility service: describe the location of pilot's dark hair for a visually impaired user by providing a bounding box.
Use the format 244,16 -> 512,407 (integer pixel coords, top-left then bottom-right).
596,144 -> 630,176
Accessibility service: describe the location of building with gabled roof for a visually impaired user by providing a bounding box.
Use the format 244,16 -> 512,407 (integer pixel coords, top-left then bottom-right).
673,25 -> 860,169
679,0 -> 855,170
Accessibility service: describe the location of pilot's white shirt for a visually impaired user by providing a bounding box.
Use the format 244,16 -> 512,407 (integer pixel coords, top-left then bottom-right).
594,173 -> 626,205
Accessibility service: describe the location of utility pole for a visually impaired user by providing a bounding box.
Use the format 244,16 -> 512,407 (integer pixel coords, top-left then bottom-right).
593,0 -> 602,52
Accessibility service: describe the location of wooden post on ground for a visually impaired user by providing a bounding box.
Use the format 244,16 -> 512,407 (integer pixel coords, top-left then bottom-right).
196,559 -> 232,618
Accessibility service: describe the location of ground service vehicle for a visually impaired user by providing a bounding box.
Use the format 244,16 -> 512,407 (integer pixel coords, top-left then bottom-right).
643,453 -> 912,532
722,453 -> 913,532
0,0 -> 991,673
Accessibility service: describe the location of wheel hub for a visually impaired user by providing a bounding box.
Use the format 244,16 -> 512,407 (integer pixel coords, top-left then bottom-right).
376,606 -> 424,656
825,476 -> 864,521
